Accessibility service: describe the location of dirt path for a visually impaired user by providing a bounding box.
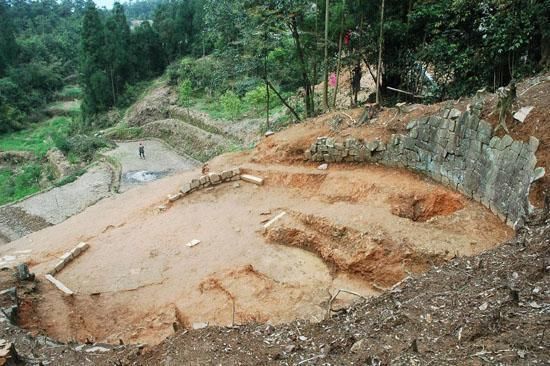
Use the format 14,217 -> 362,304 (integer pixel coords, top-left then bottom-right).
106,140 -> 199,192
1,155 -> 512,346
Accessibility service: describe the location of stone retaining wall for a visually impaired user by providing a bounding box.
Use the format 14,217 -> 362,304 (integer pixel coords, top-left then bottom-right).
306,107 -> 545,228
166,167 -> 242,203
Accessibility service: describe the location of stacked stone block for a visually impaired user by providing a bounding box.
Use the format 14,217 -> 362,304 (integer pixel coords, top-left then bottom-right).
306,107 -> 544,228
179,168 -> 241,197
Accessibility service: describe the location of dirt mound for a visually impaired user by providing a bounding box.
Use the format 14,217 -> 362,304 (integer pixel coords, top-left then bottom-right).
125,84 -> 174,127
389,190 -> 465,222
251,103 -> 446,165
265,211 -> 445,287
142,119 -> 230,162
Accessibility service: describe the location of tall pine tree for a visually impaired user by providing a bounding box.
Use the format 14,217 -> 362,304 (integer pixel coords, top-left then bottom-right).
104,2 -> 132,105
80,0 -> 110,119
0,0 -> 17,77
132,21 -> 166,78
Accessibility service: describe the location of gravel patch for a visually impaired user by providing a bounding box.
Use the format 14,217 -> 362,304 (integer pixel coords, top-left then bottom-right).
16,163 -> 112,225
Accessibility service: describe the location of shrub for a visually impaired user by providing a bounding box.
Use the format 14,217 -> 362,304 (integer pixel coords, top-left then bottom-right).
166,63 -> 180,86
234,78 -> 261,97
178,79 -> 193,109
62,135 -> 112,162
244,85 -> 267,110
220,91 -> 242,120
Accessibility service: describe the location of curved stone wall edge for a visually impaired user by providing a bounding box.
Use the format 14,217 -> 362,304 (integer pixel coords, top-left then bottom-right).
306,108 -> 545,229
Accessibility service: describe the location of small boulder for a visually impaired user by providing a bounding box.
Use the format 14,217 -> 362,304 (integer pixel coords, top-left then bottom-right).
208,173 -> 221,185
192,322 -> 208,330
350,339 -> 365,353
16,264 -> 34,282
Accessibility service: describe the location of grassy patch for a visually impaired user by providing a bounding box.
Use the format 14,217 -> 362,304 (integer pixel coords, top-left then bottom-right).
0,116 -> 73,157
0,164 -> 42,205
46,100 -> 81,115
57,85 -> 82,100
104,126 -> 144,140
53,168 -> 86,187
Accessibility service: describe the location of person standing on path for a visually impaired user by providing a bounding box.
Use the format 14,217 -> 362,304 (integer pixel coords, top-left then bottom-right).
138,142 -> 145,159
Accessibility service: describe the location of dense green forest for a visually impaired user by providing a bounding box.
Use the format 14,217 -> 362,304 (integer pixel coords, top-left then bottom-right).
0,0 -> 549,133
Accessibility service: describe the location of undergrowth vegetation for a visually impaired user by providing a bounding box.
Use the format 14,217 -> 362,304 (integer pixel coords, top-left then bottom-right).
0,115 -> 112,205
0,164 -> 42,205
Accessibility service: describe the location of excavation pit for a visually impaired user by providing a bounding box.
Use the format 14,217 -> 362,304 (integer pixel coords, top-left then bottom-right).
6,164 -> 513,346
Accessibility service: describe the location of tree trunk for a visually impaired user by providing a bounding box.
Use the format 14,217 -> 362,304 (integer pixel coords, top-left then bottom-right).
289,17 -> 313,117
333,0 -> 345,109
313,0 -> 319,111
110,68 -> 116,106
323,0 -> 330,111
264,53 -> 270,129
267,80 -> 301,122
376,0 -> 385,105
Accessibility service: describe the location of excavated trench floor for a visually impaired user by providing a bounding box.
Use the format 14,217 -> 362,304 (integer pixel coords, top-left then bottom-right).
2,163 -> 513,346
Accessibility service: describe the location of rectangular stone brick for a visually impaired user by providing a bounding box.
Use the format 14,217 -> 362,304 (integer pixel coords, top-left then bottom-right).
221,170 -> 233,180
45,274 -> 74,295
209,173 -> 221,184
180,182 -> 192,194
241,174 -> 264,185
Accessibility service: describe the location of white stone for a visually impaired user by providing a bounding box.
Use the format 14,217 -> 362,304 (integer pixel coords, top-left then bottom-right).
532,167 -> 545,182
168,193 -> 183,202
317,163 -> 328,170
76,242 -> 90,251
265,130 -> 275,137
241,174 -> 264,185
180,183 -> 192,194
53,261 -> 65,274
192,322 -> 208,330
70,246 -> 82,257
85,346 -> 110,353
513,106 -> 534,123
45,274 -> 74,295
263,212 -> 287,229
186,239 -> 201,248
59,252 -> 73,262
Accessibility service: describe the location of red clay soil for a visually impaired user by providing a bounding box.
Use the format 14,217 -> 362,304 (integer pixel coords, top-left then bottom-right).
251,104 -> 442,165
388,189 -> 466,222
112,213 -> 550,366
253,73 -> 549,209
